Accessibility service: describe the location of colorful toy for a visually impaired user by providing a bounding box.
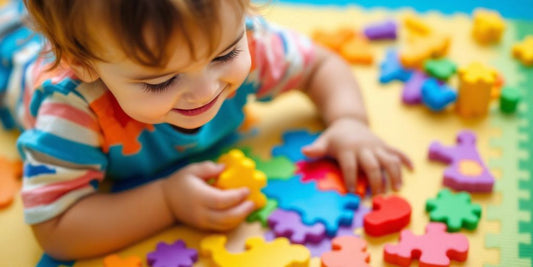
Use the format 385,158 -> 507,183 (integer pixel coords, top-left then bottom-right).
363,19 -> 397,40
0,157 -> 22,208
241,147 -> 295,180
426,189 -> 482,232
421,78 -> 457,111
272,130 -> 320,162
246,199 -> 278,227
311,26 -> 357,52
321,236 -> 371,267
456,62 -> 497,117
379,49 -> 413,84
384,223 -> 469,267
512,35 -> 533,66
424,58 -> 457,81
402,71 -> 426,105
364,195 -> 411,236
262,176 -> 360,236
147,240 -> 198,267
103,254 -> 142,267
428,130 -> 495,192
499,86 -> 521,114
339,35 -> 374,65
200,235 -> 310,267
403,14 -> 432,36
217,149 -> 267,208
472,9 -> 505,44
267,208 -> 326,244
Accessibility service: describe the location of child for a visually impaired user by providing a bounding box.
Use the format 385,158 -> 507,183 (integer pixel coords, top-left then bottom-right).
0,0 -> 412,260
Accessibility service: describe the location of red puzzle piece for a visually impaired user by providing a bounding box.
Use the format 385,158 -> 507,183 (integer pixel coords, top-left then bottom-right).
321,236 -> 370,267
384,223 -> 469,267
364,195 -> 411,236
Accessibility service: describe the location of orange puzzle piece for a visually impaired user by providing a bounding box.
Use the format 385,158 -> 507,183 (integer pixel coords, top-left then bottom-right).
200,235 -> 310,267
217,149 -> 267,208
321,236 -> 371,267
364,195 -> 412,236
456,62 -> 497,117
103,254 -> 142,267
312,26 -> 373,65
0,157 -> 23,208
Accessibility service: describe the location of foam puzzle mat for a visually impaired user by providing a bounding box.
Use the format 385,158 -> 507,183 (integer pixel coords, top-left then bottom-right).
1,1 -> 533,266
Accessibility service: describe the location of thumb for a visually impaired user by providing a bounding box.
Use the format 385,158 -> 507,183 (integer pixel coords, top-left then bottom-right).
302,136 -> 328,159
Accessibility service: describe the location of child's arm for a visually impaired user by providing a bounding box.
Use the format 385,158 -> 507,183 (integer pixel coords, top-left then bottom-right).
300,46 -> 413,194
31,161 -> 252,260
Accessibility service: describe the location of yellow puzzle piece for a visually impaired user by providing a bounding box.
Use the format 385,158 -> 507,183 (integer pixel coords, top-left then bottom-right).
472,9 -> 505,44
217,149 -> 267,208
456,62 -> 497,117
200,235 -> 310,267
512,35 -> 533,66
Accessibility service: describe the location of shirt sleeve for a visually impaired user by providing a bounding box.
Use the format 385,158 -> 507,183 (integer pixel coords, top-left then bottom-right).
17,83 -> 108,225
246,16 -> 316,101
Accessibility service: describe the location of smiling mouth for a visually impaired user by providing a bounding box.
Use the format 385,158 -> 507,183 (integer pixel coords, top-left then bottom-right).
173,92 -> 222,116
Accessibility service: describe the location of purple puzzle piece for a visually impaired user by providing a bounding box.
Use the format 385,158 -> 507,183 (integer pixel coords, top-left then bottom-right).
147,240 -> 198,267
268,209 -> 327,244
402,71 -> 427,105
428,130 -> 494,193
363,20 -> 397,40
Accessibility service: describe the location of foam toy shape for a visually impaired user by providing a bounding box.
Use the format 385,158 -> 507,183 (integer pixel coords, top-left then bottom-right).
472,9 -> 505,44
428,130 -> 495,192
311,26 -> 357,52
0,157 -> 22,208
200,235 -> 310,267
268,208 -> 327,244
403,14 -> 433,37
426,189 -> 482,232
272,130 -> 320,162
364,195 -> 411,236
263,176 -> 360,236
246,199 -> 278,227
512,35 -> 533,66
402,71 -> 427,105
456,62 -> 497,117
103,255 -> 142,267
421,78 -> 457,111
424,58 -> 457,81
217,149 -> 267,208
147,240 -> 198,267
400,33 -> 451,69
340,35 -> 374,65
241,147 -> 295,180
379,49 -> 413,84
363,20 -> 397,40
384,223 -> 469,267
499,86 -> 521,114
321,236 -> 371,267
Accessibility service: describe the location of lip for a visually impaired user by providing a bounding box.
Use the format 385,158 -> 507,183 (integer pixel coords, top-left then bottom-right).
173,91 -> 222,116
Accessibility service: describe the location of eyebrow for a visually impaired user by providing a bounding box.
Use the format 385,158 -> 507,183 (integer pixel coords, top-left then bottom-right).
130,30 -> 245,81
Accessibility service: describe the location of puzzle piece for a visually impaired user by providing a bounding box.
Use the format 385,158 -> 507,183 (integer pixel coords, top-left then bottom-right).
512,35 -> 533,66
424,58 -> 457,81
428,130 -> 495,192
426,189 -> 482,232
0,157 -> 22,208
364,195 -> 411,236
241,147 -> 295,180
472,9 -> 505,44
263,176 -> 359,236
217,149 -> 267,208
103,254 -> 142,267
402,71 -> 426,105
200,235 -> 310,267
321,236 -> 370,267
456,62 -> 497,117
246,199 -> 277,227
421,78 -> 457,111
268,208 -> 326,244
311,26 -> 357,52
499,86 -> 521,114
147,240 -> 198,267
272,130 -> 320,162
339,35 -> 374,65
363,19 -> 397,40
379,49 -> 413,84
384,223 -> 469,267
400,33 -> 450,69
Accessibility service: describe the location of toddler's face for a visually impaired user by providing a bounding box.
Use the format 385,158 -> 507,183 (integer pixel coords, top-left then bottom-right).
88,3 -> 251,129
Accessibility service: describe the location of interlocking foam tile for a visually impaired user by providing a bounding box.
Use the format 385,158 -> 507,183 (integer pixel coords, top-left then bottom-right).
321,236 -> 370,267
147,240 -> 197,267
267,208 -> 327,244
246,199 -> 278,226
271,129 -> 320,162
103,254 -> 141,267
241,147 -> 295,180
426,189 -> 482,232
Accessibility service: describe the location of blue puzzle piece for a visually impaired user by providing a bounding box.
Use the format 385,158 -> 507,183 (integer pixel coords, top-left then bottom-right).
37,254 -> 75,267
379,49 -> 413,84
262,175 -> 360,236
272,129 -> 320,162
421,78 -> 457,111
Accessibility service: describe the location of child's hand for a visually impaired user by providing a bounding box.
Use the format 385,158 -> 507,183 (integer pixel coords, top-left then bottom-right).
302,118 -> 413,195
161,161 -> 255,231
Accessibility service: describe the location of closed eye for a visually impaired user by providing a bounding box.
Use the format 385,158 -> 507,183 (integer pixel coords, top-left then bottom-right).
213,48 -> 241,63
143,75 -> 178,93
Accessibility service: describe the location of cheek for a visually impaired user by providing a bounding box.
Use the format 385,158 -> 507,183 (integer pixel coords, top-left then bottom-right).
224,52 -> 252,84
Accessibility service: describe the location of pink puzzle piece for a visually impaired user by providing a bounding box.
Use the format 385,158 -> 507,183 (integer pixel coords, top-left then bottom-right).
321,236 -> 370,267
268,209 -> 326,244
428,130 -> 494,192
384,223 -> 469,267
364,195 -> 411,236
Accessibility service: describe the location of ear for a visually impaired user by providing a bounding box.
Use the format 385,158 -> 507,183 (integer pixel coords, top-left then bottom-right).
64,56 -> 100,83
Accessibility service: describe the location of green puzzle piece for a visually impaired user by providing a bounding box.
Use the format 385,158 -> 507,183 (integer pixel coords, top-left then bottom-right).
424,58 -> 457,80
247,199 -> 277,227
426,189 -> 482,232
240,147 -> 295,180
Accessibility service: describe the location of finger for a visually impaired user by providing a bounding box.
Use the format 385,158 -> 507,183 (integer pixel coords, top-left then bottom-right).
207,200 -> 256,231
186,161 -> 225,181
359,149 -> 383,195
301,135 -> 328,159
198,183 -> 250,210
338,151 -> 357,193
387,146 -> 414,170
376,149 -> 402,191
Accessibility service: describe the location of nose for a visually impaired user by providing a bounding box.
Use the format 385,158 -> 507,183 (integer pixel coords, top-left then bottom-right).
181,71 -> 222,104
